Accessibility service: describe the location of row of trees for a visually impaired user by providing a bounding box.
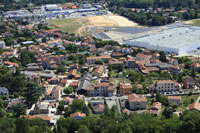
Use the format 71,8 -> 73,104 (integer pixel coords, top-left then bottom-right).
107,0 -> 200,8
0,66 -> 41,105
0,117 -> 50,133
55,109 -> 200,133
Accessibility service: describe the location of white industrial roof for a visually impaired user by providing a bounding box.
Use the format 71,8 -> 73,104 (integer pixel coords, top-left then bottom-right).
126,25 -> 200,54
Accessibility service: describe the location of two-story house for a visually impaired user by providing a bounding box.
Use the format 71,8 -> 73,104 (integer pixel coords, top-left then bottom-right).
87,82 -> 114,96
128,93 -> 147,110
147,80 -> 179,93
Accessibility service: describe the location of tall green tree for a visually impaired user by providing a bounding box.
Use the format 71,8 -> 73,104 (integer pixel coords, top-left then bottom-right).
25,82 -> 41,106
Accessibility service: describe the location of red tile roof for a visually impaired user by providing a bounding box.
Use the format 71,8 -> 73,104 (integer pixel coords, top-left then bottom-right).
70,112 -> 86,118
128,93 -> 147,102
188,102 -> 200,111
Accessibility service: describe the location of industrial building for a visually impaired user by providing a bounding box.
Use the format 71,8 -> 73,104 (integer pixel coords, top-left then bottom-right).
125,25 -> 200,55
44,4 -> 62,11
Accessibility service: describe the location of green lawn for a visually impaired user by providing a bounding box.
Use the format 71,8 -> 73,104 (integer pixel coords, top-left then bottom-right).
176,94 -> 199,111
88,108 -> 101,118
188,19 -> 200,26
47,18 -> 90,34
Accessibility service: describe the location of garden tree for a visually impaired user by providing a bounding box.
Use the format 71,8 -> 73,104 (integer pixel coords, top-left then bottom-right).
58,100 -> 65,113
156,93 -> 168,105
65,43 -> 78,53
56,64 -> 66,74
0,108 -> 5,118
68,55 -> 78,63
170,103 -> 178,112
132,48 -> 143,56
178,110 -> 200,133
191,70 -> 195,78
83,105 -> 89,116
132,84 -> 138,93
13,102 -> 27,116
177,74 -> 183,83
79,55 -> 86,65
16,118 -> 29,133
71,99 -> 85,112
77,125 -> 90,133
159,51 -> 167,62
20,51 -> 35,67
95,59 -> 104,65
25,82 -> 41,106
64,86 -> 73,94
0,118 -> 16,132
42,37 -> 47,43
64,107 -> 72,117
29,118 -> 48,132
162,107 -> 173,119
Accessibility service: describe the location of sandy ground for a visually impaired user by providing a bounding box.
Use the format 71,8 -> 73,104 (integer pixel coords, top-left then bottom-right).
87,15 -> 117,26
87,15 -> 139,27
105,15 -> 139,27
183,18 -> 200,24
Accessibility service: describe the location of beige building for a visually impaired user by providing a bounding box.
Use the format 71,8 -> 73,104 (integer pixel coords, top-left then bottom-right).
147,80 -> 179,93
168,96 -> 181,105
128,93 -> 147,110
45,86 -> 63,100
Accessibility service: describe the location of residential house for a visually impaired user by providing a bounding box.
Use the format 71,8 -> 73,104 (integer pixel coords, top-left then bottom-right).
59,78 -> 67,87
168,96 -> 181,105
68,69 -> 78,79
69,81 -> 79,89
183,77 -> 195,89
190,63 -> 200,72
34,102 -> 49,114
169,58 -> 178,66
70,112 -> 86,120
63,96 -> 73,105
45,86 -> 63,100
6,99 -> 21,113
49,77 -> 59,84
145,102 -> 161,116
136,53 -> 151,61
119,83 -> 132,96
87,82 -> 114,96
26,63 -> 43,71
152,53 -> 160,59
126,58 -> 136,68
147,80 -> 179,93
188,102 -> 200,111
86,55 -> 111,65
128,93 -> 147,110
92,104 -> 105,114
21,115 -> 56,126
34,101 -> 58,114
93,65 -> 105,77
0,87 -> 9,96
170,66 -> 181,74
0,41 -> 6,49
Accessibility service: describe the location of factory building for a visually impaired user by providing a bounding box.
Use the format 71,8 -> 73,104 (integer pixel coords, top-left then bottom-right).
125,26 -> 200,55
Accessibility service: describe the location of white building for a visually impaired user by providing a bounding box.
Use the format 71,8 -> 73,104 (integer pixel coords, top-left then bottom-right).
126,26 -> 200,55
147,80 -> 179,93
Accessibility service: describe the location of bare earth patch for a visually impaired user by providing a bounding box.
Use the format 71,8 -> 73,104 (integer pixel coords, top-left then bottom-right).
87,15 -> 139,27
105,15 -> 139,27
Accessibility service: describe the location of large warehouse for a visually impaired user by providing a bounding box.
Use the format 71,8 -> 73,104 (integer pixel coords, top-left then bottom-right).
125,25 -> 200,55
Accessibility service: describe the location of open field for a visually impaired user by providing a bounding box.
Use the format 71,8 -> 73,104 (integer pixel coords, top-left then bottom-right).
105,15 -> 139,27
87,15 -> 139,27
184,19 -> 200,26
47,14 -> 140,36
176,94 -> 199,111
47,18 -> 90,35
